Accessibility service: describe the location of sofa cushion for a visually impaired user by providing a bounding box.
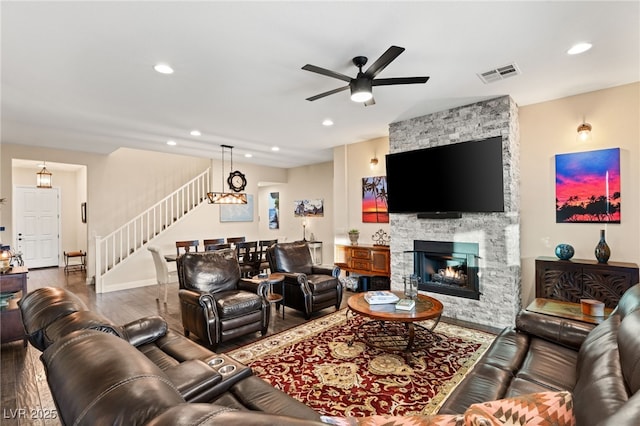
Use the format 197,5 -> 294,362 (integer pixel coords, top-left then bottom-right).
573,315 -> 628,426
215,290 -> 263,318
514,337 -> 578,391
271,241 -> 313,275
42,329 -> 185,426
18,286 -> 88,351
618,310 -> 640,394
307,274 -> 339,293
43,310 -> 125,348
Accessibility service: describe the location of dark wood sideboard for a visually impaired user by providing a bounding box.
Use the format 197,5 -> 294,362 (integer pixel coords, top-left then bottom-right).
1,266 -> 28,346
335,244 -> 390,277
535,256 -> 639,308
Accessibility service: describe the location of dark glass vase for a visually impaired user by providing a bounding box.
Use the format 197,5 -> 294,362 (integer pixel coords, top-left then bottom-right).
594,229 -> 611,264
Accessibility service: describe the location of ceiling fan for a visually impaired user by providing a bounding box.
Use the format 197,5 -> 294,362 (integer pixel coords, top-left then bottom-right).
302,46 -> 429,106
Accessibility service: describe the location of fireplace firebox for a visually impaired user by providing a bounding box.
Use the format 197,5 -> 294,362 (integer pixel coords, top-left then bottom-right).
409,240 -> 480,300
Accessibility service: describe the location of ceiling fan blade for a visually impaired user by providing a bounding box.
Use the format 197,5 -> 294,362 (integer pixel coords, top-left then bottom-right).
305,85 -> 349,101
302,64 -> 352,83
364,97 -> 376,107
372,76 -> 430,86
363,46 -> 405,79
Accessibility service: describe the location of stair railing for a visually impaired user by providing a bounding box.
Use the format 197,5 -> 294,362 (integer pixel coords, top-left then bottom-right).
95,169 -> 209,291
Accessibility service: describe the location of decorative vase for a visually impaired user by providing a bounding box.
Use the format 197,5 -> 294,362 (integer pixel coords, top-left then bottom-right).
555,244 -> 575,260
594,229 -> 611,264
348,232 -> 359,246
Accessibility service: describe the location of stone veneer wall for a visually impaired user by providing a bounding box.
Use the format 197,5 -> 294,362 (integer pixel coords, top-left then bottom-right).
388,96 -> 521,329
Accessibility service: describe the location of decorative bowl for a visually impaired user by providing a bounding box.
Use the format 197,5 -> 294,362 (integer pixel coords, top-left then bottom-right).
555,244 -> 575,260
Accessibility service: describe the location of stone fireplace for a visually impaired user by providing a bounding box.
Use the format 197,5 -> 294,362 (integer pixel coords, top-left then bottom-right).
411,240 -> 480,300
389,96 -> 521,329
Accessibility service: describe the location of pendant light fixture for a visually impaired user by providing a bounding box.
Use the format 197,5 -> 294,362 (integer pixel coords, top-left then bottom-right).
207,145 -> 247,204
36,161 -> 53,188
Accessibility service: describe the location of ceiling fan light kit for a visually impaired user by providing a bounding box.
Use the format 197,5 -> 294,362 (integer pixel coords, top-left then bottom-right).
303,45 -> 429,105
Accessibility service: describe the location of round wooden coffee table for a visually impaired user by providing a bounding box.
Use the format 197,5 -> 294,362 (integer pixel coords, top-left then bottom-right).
347,291 -> 444,353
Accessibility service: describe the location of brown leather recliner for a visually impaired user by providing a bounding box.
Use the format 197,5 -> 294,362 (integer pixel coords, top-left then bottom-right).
267,241 -> 342,319
177,249 -> 270,349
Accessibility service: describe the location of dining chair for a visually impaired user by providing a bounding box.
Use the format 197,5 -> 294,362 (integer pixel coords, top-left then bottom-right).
205,243 -> 231,251
236,241 -> 260,278
226,236 -> 246,244
203,238 -> 224,247
147,246 -> 178,303
258,239 -> 278,273
175,240 -> 199,256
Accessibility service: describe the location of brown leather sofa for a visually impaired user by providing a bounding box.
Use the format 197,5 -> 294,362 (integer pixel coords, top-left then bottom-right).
19,286 -> 324,426
438,282 -> 640,426
177,249 -> 271,349
267,241 -> 342,319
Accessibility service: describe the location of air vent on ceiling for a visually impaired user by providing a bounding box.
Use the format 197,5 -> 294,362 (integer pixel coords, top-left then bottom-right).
477,63 -> 521,84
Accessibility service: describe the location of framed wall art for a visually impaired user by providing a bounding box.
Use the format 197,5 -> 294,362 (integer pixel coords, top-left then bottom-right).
220,194 -> 254,222
555,147 -> 620,223
269,192 -> 279,229
362,176 -> 389,223
293,199 -> 324,217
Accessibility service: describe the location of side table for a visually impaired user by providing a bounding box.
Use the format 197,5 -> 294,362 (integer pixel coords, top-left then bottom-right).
1,266 -> 29,346
525,298 -> 613,325
248,273 -> 285,319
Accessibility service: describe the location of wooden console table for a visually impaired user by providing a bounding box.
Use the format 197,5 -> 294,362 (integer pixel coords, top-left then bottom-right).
335,244 -> 390,277
535,257 -> 639,309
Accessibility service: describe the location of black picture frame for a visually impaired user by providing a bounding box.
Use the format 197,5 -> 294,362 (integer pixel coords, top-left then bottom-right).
81,202 -> 87,223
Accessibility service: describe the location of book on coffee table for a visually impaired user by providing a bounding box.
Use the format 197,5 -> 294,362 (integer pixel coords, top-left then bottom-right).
364,291 -> 399,305
395,298 -> 415,311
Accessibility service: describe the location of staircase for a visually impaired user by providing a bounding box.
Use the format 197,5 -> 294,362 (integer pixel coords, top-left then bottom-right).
95,169 -> 210,291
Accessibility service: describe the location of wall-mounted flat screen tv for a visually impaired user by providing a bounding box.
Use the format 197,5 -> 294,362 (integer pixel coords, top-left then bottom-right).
386,136 -> 504,214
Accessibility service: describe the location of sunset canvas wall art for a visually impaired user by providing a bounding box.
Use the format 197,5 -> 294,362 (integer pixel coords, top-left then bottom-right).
555,148 -> 620,223
362,176 -> 389,223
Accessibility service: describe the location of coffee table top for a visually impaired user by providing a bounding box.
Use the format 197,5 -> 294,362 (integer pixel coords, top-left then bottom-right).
348,291 -> 443,322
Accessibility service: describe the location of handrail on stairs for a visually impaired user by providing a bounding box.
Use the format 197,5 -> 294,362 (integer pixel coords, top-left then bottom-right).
95,169 -> 209,291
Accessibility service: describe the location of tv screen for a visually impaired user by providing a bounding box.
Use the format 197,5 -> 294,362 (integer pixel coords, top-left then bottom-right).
385,137 -> 504,214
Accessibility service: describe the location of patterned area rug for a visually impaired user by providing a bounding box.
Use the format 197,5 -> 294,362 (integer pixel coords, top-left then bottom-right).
228,308 -> 495,417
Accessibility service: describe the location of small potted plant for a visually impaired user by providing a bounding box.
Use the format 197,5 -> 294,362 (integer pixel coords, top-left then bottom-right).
348,229 -> 360,245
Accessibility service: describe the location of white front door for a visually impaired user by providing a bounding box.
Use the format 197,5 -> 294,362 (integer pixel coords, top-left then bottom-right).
14,186 -> 60,268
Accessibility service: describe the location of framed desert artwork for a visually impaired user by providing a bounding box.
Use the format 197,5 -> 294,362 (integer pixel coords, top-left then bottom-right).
555,147 -> 620,223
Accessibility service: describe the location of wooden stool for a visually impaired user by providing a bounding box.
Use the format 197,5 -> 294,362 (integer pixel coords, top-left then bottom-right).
64,251 -> 86,273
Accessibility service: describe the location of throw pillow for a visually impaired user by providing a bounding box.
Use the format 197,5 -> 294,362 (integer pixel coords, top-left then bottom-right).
463,391 -> 575,426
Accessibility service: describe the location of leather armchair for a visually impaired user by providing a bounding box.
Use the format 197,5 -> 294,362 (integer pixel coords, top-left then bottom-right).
267,241 -> 342,319
177,249 -> 270,349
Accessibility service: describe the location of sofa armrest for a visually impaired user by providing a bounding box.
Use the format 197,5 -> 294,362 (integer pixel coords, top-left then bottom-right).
516,309 -> 594,350
164,359 -> 222,401
238,279 -> 270,299
122,316 -> 168,347
311,264 -> 340,278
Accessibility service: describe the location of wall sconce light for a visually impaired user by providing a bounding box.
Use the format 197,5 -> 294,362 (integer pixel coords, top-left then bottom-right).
577,122 -> 592,142
36,162 -> 53,188
370,156 -> 379,169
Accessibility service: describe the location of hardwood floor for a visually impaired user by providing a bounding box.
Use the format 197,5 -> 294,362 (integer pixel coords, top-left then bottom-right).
0,266 -> 349,425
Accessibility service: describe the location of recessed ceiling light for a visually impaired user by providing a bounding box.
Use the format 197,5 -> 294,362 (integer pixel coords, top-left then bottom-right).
244,153 -> 253,158
154,63 -> 174,74
166,140 -> 177,146
322,119 -> 334,126
271,146 -> 280,152
567,42 -> 592,55
190,130 -> 201,136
